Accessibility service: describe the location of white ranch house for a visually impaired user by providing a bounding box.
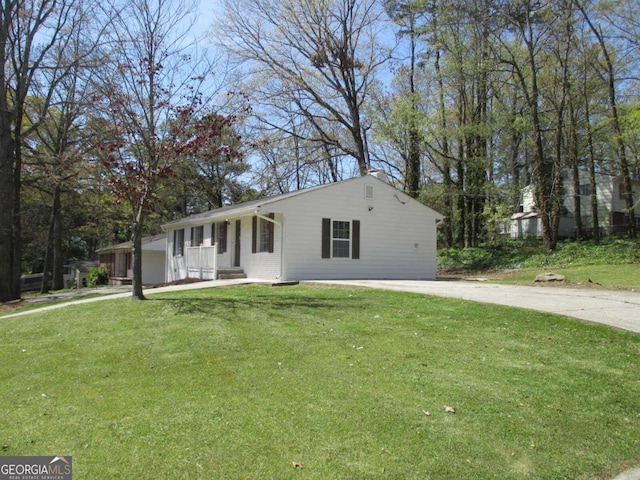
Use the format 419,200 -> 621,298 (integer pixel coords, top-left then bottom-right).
162,173 -> 443,283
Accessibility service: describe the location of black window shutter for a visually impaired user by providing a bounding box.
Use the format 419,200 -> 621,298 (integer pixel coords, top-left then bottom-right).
173,230 -> 177,256
252,216 -> 257,253
321,218 -> 331,259
220,222 -> 227,253
268,213 -> 275,253
352,220 -> 360,259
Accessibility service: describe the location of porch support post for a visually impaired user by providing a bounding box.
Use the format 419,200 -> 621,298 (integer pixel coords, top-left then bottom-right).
213,243 -> 218,280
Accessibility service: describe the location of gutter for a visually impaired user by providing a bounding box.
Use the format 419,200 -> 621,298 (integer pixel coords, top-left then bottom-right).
160,205 -> 259,231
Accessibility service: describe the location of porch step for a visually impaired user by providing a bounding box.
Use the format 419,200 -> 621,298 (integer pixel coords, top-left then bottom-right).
217,268 -> 247,280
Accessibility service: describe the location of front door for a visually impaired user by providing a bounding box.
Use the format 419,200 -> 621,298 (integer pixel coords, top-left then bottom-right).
234,219 -> 241,267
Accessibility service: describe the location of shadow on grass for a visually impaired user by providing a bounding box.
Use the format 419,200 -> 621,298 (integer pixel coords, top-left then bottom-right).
148,293 -> 361,317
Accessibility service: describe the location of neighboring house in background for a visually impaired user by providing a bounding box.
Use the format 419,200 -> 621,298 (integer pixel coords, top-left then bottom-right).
97,233 -> 166,285
161,171 -> 443,283
69,260 -> 99,288
510,169 -> 640,239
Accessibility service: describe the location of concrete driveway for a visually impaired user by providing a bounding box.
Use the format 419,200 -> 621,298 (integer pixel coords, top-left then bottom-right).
310,280 -> 640,334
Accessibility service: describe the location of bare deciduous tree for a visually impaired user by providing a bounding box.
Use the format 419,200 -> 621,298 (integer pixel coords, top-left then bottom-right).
93,0 -> 226,300
217,0 -> 392,179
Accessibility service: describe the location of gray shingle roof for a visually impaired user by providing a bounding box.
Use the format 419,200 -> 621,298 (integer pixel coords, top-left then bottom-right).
160,178 -> 360,230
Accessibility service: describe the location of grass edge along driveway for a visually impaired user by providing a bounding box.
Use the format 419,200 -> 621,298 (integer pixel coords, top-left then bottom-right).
1,284 -> 639,479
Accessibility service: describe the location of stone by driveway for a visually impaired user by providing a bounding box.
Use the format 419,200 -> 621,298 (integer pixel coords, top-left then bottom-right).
310,280 -> 640,334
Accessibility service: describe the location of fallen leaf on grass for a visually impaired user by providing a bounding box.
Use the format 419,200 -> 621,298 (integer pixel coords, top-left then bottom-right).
422,410 -> 431,416
444,405 -> 456,413
292,461 -> 303,469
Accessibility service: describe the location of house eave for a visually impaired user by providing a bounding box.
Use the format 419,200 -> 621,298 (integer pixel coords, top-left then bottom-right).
97,233 -> 166,253
161,205 -> 263,231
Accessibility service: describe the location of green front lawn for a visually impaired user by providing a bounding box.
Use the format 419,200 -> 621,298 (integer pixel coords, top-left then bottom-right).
1,284 -> 639,479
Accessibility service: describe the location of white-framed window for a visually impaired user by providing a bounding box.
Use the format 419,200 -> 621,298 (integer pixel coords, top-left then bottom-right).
252,214 -> 274,254
258,217 -> 271,252
321,218 -> 360,259
332,220 -> 351,258
619,182 -> 626,200
579,184 -> 591,196
191,225 -> 204,246
214,221 -> 227,253
173,229 -> 185,256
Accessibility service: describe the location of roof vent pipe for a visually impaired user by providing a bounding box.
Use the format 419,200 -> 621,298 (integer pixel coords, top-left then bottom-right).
368,169 -> 388,183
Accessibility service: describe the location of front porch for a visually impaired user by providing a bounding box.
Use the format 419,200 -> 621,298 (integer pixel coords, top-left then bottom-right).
184,245 -> 247,280
165,210 -> 284,284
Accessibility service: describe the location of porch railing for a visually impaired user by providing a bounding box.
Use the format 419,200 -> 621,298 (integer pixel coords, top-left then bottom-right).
186,244 -> 218,280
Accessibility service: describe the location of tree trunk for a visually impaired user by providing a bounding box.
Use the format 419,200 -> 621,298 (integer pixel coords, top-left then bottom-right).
435,48 -> 453,247
456,155 -> 466,249
584,94 -> 600,243
12,134 -> 22,298
405,16 -> 420,198
531,109 -> 555,250
509,113 -> 523,215
0,128 -> 15,302
526,37 -> 556,250
0,11 -> 16,302
575,0 -> 636,238
323,144 -> 339,183
569,97 -> 583,241
571,163 -> 582,241
131,207 -> 146,301
41,202 -> 55,294
352,121 -> 370,177
52,185 -> 65,290
551,58 -> 567,245
40,184 -> 64,293
407,122 -> 421,198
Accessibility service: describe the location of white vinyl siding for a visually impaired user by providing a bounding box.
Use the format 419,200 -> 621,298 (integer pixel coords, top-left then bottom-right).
276,177 -> 440,280
142,251 -> 165,284
244,215 -> 281,279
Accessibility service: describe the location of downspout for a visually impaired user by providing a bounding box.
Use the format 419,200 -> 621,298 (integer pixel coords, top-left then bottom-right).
164,233 -> 169,283
255,211 -> 284,281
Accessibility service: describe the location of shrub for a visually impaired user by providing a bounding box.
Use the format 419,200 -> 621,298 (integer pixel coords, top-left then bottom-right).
438,238 -> 640,273
87,267 -> 109,287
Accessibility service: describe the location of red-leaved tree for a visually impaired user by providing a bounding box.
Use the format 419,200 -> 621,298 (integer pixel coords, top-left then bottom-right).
93,0 -> 236,299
